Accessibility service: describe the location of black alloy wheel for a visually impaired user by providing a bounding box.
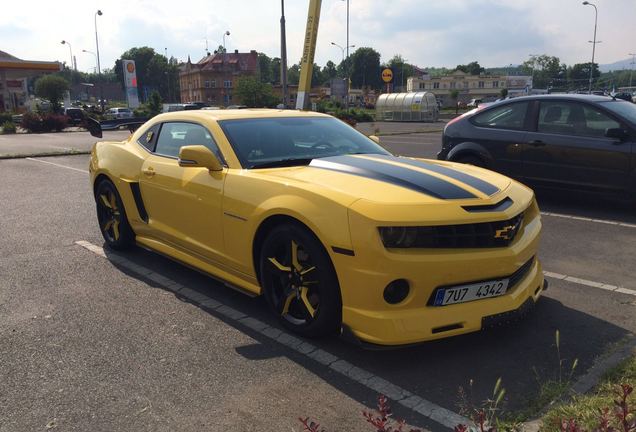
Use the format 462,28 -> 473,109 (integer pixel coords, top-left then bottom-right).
260,224 -> 342,337
95,180 -> 135,250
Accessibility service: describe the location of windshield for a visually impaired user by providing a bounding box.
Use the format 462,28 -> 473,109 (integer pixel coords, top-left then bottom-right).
219,116 -> 390,168
599,100 -> 636,125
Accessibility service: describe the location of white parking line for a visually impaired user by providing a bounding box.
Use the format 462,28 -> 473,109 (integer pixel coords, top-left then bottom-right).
543,270 -> 636,297
26,157 -> 88,174
74,240 -> 470,430
541,212 -> 636,229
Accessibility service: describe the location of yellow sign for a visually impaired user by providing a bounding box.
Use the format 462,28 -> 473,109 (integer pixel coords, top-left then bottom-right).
381,68 -> 393,83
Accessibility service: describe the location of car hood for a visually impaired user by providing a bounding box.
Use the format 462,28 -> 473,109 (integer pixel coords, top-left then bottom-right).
257,154 -> 512,207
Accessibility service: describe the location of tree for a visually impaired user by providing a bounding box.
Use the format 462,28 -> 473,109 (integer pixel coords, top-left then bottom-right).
456,61 -> 484,75
235,77 -> 279,107
258,53 -> 272,83
449,89 -> 459,115
147,90 -> 162,116
322,61 -> 338,82
34,75 -> 70,112
568,63 -> 600,87
349,47 -> 382,89
500,88 -> 509,99
287,64 -> 300,85
270,57 -> 281,84
521,55 -> 566,89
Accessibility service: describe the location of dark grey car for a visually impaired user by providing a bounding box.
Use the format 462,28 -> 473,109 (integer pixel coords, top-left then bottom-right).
438,94 -> 636,198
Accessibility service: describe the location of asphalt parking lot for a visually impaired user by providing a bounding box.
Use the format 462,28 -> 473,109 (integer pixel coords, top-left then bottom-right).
1,128 -> 635,431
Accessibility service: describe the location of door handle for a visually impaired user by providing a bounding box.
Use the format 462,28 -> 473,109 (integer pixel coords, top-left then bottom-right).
528,140 -> 546,147
142,167 -> 155,177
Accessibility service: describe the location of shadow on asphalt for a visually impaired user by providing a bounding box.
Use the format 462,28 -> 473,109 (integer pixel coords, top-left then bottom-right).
101,244 -> 631,427
535,187 -> 636,224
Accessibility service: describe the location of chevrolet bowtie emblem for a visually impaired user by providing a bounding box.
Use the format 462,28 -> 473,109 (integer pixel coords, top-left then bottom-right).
494,225 -> 516,240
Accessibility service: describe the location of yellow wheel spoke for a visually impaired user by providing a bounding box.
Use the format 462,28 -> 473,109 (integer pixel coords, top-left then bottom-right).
108,193 -> 117,210
281,292 -> 295,315
300,266 -> 316,276
99,194 -> 111,208
112,220 -> 120,241
103,219 -> 114,231
291,240 -> 302,271
268,257 -> 291,272
299,287 -> 315,318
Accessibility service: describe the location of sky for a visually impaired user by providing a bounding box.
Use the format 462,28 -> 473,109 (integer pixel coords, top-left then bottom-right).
1,0 -> 635,74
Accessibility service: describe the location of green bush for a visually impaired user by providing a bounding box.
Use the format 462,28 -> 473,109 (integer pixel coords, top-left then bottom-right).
0,112 -> 13,124
20,112 -> 68,133
1,121 -> 16,134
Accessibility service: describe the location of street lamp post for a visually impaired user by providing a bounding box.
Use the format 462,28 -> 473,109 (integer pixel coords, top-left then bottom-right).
629,52 -> 636,88
330,42 -> 355,68
280,0 -> 288,108
94,9 -> 104,110
582,1 -> 598,94
61,40 -> 74,70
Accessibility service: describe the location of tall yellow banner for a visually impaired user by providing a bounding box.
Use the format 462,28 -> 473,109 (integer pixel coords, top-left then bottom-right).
295,0 -> 322,110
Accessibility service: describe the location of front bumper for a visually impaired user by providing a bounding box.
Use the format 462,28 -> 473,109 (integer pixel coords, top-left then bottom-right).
332,196 -> 543,347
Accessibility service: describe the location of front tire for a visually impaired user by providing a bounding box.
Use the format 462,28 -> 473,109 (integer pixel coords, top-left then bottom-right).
259,224 -> 342,338
95,180 -> 135,250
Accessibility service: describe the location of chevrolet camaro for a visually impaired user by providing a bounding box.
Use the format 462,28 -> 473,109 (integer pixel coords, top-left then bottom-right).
87,109 -> 545,346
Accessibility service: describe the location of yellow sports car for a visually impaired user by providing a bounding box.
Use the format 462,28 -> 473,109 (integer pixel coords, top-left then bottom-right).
87,109 -> 545,346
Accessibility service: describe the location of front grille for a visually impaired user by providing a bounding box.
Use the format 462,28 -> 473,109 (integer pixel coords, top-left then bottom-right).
407,212 -> 524,249
427,256 -> 535,306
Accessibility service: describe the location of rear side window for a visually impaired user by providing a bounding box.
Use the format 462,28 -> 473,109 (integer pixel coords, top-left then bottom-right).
472,102 -> 529,130
137,124 -> 160,152
538,101 -> 620,138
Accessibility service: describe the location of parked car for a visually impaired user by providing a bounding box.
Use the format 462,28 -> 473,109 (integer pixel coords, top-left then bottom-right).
105,107 -> 133,119
63,107 -> 86,126
86,109 -> 544,346
467,99 -> 482,108
438,94 -> 636,198
613,92 -> 633,103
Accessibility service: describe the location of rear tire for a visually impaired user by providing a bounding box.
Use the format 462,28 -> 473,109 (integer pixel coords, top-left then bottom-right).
259,223 -> 342,338
95,180 -> 135,250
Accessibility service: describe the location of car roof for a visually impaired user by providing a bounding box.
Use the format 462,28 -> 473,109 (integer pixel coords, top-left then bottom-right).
499,94 -> 616,104
151,108 -> 331,122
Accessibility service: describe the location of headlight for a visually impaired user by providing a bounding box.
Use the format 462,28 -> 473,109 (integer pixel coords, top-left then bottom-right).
378,227 -> 419,248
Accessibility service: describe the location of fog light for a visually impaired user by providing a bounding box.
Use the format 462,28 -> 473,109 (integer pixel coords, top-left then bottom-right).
383,279 -> 410,304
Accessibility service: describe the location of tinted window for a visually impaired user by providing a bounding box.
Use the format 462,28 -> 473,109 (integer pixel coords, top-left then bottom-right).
218,117 -> 390,168
472,102 -> 529,130
154,122 -> 223,160
137,124 -> 160,151
538,101 -> 619,138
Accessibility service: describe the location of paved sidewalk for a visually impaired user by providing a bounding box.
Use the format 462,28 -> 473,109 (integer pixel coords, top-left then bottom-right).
0,130 -> 131,158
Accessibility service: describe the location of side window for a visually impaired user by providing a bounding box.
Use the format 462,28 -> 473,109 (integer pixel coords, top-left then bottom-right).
472,102 -> 529,130
137,124 -> 161,152
154,122 -> 224,162
538,102 -> 620,137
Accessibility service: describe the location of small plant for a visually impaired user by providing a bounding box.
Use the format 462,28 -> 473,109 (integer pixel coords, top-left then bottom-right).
300,394 -> 422,432
1,121 -> 16,134
20,112 -> 68,133
458,378 -> 511,432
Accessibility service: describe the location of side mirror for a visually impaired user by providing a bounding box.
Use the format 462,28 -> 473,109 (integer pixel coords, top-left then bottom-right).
605,127 -> 628,141
368,135 -> 381,144
178,145 -> 223,171
85,116 -> 102,138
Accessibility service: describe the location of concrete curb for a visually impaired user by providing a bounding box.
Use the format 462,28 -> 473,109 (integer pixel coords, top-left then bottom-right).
375,129 -> 444,136
0,150 -> 91,160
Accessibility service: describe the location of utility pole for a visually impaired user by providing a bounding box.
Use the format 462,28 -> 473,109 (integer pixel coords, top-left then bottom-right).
582,1 -> 599,94
629,52 -> 635,88
280,0 -> 288,108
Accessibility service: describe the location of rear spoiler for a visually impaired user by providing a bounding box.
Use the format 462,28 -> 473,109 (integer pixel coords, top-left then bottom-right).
85,117 -> 147,138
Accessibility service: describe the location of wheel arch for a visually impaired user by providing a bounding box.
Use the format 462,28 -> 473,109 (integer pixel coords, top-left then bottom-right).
251,214 -> 335,287
447,141 -> 494,167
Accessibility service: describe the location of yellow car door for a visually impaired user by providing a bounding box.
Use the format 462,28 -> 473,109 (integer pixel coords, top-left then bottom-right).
139,121 -> 227,263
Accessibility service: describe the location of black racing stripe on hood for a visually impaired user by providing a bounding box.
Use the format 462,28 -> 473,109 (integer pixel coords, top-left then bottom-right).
365,154 -> 500,196
310,155 -> 477,200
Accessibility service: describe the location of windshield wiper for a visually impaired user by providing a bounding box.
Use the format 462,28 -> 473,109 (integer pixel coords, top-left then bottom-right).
250,158 -> 314,169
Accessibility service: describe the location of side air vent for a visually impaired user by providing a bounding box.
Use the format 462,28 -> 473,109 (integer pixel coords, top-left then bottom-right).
130,182 -> 148,222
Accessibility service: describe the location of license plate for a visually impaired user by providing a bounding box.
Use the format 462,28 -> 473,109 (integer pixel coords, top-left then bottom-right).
433,278 -> 509,306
